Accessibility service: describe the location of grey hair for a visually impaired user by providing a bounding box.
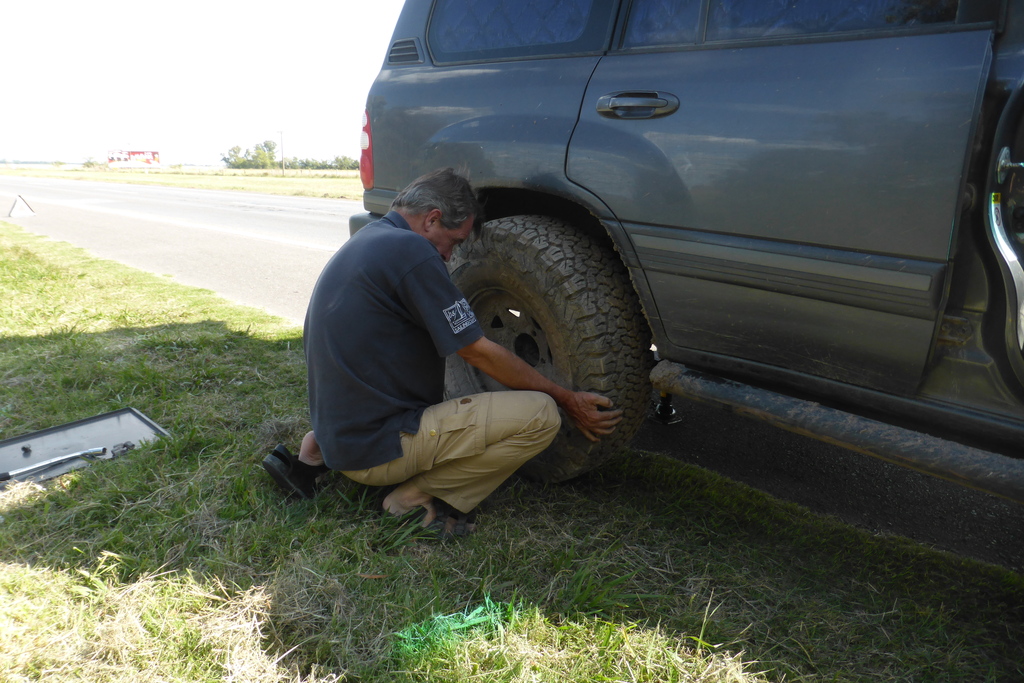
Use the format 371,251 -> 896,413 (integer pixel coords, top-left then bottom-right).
391,167 -> 483,234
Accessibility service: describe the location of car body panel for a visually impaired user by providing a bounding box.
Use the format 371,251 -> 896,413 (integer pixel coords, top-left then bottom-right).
367,58 -> 601,197
568,29 -> 993,393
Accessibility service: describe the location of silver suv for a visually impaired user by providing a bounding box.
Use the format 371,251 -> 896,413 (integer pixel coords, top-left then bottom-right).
352,0 -> 1024,503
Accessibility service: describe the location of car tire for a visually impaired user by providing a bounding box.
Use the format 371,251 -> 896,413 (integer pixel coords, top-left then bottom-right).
446,214 -> 653,482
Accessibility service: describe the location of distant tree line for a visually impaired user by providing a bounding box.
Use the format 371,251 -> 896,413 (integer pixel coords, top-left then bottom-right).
290,156 -> 359,170
221,140 -> 358,170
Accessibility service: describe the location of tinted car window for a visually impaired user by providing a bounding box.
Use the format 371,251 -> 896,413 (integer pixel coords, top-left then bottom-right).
707,0 -> 959,41
429,0 -> 616,62
623,0 -> 702,48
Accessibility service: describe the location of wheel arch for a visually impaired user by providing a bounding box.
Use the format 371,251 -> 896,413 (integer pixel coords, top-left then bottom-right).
476,184 -> 662,342
478,186 -> 637,267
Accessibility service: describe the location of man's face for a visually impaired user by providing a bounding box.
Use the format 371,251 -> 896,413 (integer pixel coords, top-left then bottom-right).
420,211 -> 475,262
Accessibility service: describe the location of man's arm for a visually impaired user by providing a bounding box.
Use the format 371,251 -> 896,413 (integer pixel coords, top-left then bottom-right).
456,336 -> 623,442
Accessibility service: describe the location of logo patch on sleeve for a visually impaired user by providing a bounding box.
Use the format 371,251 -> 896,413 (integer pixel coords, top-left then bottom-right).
443,298 -> 477,334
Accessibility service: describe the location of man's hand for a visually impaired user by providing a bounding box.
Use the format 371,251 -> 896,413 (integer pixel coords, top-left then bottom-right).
559,391 -> 623,442
457,337 -> 624,441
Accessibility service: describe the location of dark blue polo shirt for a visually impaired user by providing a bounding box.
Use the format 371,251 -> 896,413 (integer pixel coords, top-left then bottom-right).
304,211 -> 484,471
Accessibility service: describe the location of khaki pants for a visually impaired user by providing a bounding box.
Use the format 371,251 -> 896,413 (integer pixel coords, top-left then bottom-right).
341,391 -> 560,513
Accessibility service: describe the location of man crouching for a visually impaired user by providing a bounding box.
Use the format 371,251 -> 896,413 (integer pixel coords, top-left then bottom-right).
263,167 -> 621,537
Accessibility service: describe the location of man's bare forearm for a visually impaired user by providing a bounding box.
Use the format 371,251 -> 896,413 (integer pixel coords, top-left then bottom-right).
456,337 -> 623,441
456,337 -> 572,405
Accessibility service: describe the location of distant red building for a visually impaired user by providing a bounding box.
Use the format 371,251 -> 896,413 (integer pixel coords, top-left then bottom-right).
107,150 -> 160,168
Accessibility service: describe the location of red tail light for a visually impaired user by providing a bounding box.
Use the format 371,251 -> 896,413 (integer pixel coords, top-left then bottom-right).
360,110 -> 374,190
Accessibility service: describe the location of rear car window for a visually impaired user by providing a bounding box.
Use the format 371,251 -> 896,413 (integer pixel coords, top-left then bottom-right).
706,0 -> 960,41
623,0 -> 702,47
428,0 -> 616,62
623,0 -> 967,49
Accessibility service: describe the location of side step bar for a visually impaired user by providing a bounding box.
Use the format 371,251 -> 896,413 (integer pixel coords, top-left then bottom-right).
650,361 -> 1024,505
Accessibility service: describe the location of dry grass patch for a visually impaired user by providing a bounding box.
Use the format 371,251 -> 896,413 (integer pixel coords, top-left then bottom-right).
0,561 -> 343,682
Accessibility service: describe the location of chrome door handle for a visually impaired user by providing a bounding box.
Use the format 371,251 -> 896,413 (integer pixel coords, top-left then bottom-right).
596,91 -> 679,119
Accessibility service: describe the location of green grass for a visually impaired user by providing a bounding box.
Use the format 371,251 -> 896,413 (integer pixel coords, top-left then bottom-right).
0,166 -> 364,200
0,221 -> 1022,682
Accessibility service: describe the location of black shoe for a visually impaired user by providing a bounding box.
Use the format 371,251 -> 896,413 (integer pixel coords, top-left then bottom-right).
261,444 -> 328,499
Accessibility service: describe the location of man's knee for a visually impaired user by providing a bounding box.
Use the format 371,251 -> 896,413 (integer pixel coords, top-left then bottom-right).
515,391 -> 561,445
477,391 -> 553,444
536,393 -> 560,431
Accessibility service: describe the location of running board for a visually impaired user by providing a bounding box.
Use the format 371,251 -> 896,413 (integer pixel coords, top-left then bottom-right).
650,361 -> 1024,505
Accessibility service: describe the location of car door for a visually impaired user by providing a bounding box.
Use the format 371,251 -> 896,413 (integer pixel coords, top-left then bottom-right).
567,0 -> 997,395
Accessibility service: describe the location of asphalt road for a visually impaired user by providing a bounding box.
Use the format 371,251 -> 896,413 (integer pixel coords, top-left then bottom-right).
1,176 -> 358,325
3,177 -> 1022,573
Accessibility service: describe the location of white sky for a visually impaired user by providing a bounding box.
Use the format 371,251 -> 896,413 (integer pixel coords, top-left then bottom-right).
0,0 -> 407,166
